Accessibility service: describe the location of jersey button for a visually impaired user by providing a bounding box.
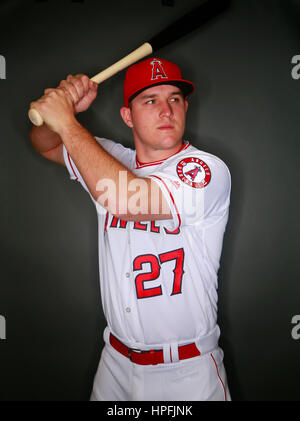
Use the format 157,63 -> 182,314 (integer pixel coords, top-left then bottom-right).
125,307 -> 131,313
125,273 -> 130,278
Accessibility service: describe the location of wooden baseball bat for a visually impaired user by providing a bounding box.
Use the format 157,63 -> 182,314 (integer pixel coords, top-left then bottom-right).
28,42 -> 153,126
28,0 -> 230,127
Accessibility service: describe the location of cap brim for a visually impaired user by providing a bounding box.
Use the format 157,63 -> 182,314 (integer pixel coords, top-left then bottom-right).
128,80 -> 195,104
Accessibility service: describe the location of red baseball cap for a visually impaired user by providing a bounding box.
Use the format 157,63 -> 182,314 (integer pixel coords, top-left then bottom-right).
123,57 -> 195,107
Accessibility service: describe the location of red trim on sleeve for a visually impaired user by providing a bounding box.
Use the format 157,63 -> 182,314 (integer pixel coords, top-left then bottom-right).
104,211 -> 109,233
149,175 -> 181,232
67,152 -> 79,181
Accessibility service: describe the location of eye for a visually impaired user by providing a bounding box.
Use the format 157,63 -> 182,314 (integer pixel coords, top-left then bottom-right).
146,99 -> 155,105
170,97 -> 180,102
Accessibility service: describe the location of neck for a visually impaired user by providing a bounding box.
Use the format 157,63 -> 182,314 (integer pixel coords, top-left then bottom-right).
135,140 -> 184,165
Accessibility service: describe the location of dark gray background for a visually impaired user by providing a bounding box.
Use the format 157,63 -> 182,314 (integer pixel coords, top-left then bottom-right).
0,0 -> 299,401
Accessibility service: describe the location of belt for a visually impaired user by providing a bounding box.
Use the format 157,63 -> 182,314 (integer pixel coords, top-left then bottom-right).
109,333 -> 201,365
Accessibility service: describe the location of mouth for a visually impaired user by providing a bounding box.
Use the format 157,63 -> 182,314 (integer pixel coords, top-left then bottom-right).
157,125 -> 175,131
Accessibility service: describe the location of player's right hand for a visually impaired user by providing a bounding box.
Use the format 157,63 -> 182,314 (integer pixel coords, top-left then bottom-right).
44,74 -> 98,115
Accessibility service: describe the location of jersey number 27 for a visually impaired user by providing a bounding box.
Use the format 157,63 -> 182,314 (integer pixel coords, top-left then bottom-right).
133,248 -> 184,299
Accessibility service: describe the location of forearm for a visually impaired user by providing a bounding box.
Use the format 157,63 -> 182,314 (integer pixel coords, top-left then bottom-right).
59,121 -> 139,215
30,123 -> 62,154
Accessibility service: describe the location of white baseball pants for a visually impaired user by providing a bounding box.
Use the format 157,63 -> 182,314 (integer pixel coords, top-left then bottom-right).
90,343 -> 231,401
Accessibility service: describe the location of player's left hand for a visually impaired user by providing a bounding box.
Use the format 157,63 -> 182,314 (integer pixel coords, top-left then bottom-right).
30,88 -> 77,134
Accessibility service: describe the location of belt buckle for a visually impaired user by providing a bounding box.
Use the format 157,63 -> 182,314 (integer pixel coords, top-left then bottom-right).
128,347 -> 160,365
128,347 -> 144,361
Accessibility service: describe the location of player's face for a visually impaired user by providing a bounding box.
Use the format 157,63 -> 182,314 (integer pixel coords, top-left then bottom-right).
121,84 -> 188,156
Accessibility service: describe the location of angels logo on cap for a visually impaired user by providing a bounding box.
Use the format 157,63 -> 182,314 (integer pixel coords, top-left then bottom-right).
177,157 -> 211,189
151,59 -> 168,80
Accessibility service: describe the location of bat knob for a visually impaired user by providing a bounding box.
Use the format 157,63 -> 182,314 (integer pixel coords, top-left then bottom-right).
28,109 -> 44,126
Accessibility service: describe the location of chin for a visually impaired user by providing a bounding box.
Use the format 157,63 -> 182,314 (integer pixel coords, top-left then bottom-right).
158,135 -> 182,150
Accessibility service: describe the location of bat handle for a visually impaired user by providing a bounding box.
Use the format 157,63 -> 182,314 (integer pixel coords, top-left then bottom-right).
28,42 -> 153,127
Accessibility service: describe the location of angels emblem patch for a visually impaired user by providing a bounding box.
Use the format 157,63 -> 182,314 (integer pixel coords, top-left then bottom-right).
176,157 -> 211,188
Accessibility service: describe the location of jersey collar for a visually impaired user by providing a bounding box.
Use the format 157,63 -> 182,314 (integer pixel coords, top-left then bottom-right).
135,141 -> 190,169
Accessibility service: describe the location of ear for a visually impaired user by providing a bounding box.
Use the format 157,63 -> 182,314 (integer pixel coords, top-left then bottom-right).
184,99 -> 189,112
120,106 -> 133,128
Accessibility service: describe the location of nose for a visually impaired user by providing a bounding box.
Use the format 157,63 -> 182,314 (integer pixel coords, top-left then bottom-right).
159,100 -> 173,119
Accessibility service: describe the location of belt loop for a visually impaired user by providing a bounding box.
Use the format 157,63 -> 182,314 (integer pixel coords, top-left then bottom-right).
170,343 -> 179,363
103,326 -> 110,345
163,344 -> 171,364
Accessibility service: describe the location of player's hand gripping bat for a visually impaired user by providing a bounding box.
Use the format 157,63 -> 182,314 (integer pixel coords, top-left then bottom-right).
28,0 -> 230,126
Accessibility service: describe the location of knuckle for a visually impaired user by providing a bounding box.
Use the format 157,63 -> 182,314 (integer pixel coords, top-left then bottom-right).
74,79 -> 82,89
69,85 -> 77,95
36,102 -> 44,111
83,76 -> 90,88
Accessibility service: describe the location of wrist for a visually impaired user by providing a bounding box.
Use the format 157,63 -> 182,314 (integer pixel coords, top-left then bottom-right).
56,117 -> 82,138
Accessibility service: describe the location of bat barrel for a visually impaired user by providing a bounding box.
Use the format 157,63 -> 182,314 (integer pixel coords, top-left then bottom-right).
149,0 -> 230,51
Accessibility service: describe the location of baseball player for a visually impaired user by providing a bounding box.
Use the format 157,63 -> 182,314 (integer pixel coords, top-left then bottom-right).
29,57 -> 231,401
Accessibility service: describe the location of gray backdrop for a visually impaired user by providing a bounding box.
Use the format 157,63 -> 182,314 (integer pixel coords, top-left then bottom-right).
0,0 -> 299,401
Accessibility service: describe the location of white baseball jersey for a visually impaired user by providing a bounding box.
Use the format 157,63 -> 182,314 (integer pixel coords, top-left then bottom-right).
63,138 -> 231,350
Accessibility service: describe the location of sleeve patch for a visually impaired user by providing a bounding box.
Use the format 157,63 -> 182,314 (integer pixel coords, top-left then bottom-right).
176,157 -> 211,189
